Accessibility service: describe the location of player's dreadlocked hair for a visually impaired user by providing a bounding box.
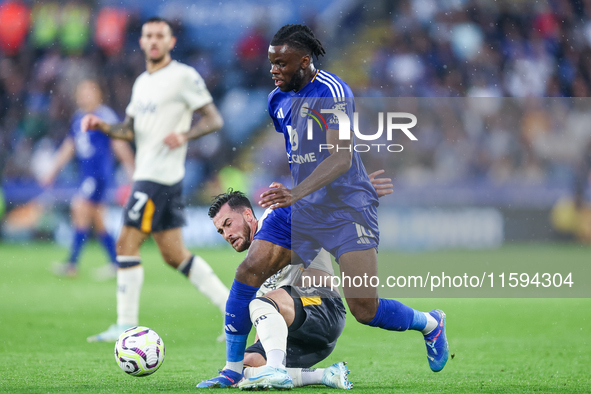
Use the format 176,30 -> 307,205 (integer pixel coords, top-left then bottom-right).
208,189 -> 254,219
270,24 -> 326,59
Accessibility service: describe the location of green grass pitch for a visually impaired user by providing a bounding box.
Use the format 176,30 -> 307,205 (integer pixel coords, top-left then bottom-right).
0,241 -> 589,393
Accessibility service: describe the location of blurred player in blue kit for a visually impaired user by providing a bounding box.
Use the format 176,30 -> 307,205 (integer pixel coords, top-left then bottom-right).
42,79 -> 134,279
199,24 -> 449,390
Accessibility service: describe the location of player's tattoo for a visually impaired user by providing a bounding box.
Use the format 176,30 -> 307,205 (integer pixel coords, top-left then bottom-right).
184,103 -> 223,140
106,116 -> 135,141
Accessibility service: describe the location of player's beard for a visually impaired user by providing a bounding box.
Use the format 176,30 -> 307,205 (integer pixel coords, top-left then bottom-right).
285,69 -> 305,92
147,54 -> 166,65
235,222 -> 252,252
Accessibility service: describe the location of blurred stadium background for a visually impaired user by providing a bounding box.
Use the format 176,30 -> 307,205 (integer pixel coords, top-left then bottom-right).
2,0 -> 591,249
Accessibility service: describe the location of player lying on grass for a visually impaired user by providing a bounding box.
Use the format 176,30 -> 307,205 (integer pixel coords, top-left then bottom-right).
207,190 -> 351,389
200,171 -> 392,390
200,24 -> 449,390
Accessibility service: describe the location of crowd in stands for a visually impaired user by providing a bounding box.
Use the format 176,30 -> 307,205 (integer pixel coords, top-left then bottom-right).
1,0 -> 591,208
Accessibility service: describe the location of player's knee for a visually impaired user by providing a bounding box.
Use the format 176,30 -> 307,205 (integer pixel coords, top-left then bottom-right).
115,239 -> 126,254
348,300 -> 378,324
116,238 -> 140,256
351,308 -> 375,324
264,289 -> 294,325
243,352 -> 266,368
159,250 -> 184,268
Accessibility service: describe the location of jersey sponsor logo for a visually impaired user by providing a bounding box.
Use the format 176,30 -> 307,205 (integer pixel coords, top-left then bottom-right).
277,107 -> 285,119
290,152 -> 317,164
135,100 -> 157,114
285,125 -> 318,164
287,125 -> 299,151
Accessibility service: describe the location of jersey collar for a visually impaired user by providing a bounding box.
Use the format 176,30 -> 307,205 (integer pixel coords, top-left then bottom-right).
291,69 -> 320,97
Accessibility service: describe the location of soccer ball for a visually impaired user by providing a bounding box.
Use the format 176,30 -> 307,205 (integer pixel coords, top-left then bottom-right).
114,326 -> 165,376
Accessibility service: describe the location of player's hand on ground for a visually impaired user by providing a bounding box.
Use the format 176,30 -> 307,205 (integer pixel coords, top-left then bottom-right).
81,114 -> 106,133
369,169 -> 393,198
163,132 -> 188,149
259,182 -> 292,209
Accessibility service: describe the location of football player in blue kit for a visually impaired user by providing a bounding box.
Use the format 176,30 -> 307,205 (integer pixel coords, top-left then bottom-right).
199,24 -> 449,390
42,79 -> 134,279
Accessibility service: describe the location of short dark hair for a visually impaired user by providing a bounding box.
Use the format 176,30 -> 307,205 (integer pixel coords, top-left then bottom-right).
270,24 -> 326,59
144,16 -> 174,36
208,189 -> 254,219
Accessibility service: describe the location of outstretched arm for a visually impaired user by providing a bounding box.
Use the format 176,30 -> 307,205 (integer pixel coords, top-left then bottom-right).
163,103 -> 224,148
81,114 -> 135,141
40,137 -> 75,187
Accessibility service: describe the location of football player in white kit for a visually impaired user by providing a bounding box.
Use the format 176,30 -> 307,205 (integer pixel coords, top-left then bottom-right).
83,17 -> 229,342
208,190 -> 350,389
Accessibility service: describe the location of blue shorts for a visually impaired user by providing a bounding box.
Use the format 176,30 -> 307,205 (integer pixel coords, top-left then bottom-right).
291,204 -> 379,265
253,207 -> 291,251
77,176 -> 106,203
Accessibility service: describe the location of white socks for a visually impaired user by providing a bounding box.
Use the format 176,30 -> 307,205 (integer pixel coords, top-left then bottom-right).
116,260 -> 144,326
243,367 -> 324,387
179,255 -> 229,313
300,368 -> 324,386
116,255 -> 228,328
422,312 -> 438,335
249,297 -> 288,369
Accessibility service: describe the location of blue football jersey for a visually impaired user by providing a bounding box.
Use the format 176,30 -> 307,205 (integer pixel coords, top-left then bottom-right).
267,70 -> 378,211
68,105 -> 119,182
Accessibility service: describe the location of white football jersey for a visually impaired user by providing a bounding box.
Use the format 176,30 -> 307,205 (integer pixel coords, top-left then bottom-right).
126,60 -> 213,185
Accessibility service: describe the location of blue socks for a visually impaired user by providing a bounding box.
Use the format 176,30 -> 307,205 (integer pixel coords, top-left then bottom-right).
224,279 -> 259,372
69,230 -> 118,265
98,232 -> 117,264
409,309 -> 428,331
368,298 -> 426,332
68,229 -> 89,264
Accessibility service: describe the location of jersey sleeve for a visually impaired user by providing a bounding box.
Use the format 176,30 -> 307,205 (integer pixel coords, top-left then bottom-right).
181,67 -> 213,111
125,82 -> 137,118
317,73 -> 355,130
